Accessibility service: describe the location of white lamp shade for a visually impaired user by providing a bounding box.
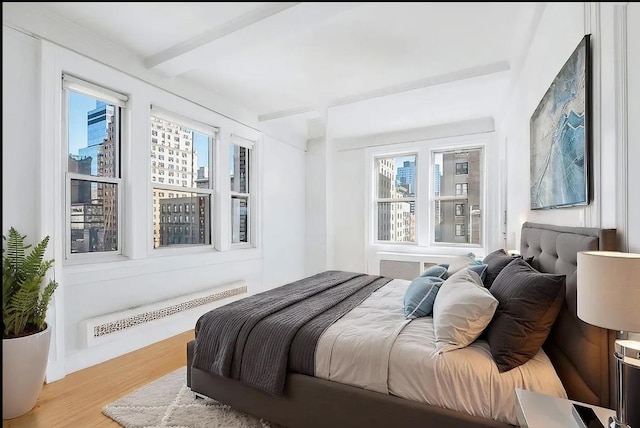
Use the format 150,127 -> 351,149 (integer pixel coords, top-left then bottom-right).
577,251 -> 640,332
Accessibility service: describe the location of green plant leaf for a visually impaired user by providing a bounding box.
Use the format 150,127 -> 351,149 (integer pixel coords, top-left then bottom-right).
2,228 -> 58,338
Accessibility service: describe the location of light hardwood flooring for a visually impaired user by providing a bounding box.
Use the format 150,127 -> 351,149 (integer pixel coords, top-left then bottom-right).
3,330 -> 195,428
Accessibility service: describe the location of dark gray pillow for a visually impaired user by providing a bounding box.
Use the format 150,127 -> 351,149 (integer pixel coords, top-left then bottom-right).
483,249 -> 515,288
486,258 -> 566,373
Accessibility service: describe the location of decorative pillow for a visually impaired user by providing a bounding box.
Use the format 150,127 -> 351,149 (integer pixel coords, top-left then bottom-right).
465,264 -> 488,283
419,264 -> 449,279
483,249 -> 516,288
486,258 -> 566,373
432,269 -> 499,353
403,276 -> 445,319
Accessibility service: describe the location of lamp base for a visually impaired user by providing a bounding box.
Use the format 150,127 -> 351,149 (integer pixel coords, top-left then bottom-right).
608,416 -> 631,428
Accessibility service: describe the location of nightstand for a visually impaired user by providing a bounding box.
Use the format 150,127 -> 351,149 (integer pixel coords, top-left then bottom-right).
515,388 -> 615,428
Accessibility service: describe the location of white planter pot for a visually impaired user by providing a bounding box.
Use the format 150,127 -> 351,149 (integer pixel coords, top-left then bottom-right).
2,325 -> 52,419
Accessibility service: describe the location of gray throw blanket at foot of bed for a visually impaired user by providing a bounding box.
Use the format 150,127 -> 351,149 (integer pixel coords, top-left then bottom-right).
192,270 -> 392,395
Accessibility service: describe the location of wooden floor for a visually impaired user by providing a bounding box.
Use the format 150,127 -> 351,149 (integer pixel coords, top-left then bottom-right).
2,330 -> 195,428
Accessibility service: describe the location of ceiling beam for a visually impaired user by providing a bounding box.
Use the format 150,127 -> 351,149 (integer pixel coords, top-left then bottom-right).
145,2 -> 363,77
258,61 -> 511,122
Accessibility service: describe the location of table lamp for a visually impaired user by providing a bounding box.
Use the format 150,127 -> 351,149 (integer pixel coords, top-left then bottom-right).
577,251 -> 640,428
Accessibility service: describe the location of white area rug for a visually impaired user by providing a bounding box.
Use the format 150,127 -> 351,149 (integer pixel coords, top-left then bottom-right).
102,366 -> 281,428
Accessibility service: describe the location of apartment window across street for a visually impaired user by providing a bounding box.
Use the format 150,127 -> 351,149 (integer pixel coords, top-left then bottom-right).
456,162 -> 468,175
433,148 -> 482,245
455,183 -> 468,195
64,74 -> 126,256
150,108 -> 215,249
374,155 -> 416,242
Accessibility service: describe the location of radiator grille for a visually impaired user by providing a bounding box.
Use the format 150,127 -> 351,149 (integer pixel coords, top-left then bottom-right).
92,285 -> 246,337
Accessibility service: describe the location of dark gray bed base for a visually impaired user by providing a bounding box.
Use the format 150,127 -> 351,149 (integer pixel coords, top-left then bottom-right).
186,341 -> 507,428
187,222 -> 617,428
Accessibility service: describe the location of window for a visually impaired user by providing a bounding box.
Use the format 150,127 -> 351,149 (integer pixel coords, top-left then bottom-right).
230,142 -> 252,244
150,109 -> 216,249
374,155 -> 416,242
455,183 -> 468,195
456,162 -> 468,175
64,74 -> 126,256
433,148 -> 482,245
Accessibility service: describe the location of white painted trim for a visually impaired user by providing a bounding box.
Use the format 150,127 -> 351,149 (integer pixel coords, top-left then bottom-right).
586,3 -> 602,228
40,40 -> 66,383
614,3 -> 629,251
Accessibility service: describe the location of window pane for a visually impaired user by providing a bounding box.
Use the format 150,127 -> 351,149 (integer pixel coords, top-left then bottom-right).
68,91 -> 118,178
375,155 -> 416,199
70,179 -> 118,253
231,196 -> 248,244
433,148 -> 482,245
153,189 -> 210,248
150,116 -> 212,190
230,145 -> 250,193
377,202 -> 415,242
434,201 -> 482,244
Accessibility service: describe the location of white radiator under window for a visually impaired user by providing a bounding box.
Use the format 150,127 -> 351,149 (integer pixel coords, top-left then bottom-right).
376,252 -> 474,280
79,281 -> 246,347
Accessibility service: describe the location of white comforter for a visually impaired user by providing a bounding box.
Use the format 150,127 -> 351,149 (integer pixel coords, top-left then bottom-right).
315,278 -> 567,425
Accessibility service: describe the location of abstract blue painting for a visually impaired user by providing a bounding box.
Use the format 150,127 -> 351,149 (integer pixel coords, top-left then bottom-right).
530,35 -> 590,209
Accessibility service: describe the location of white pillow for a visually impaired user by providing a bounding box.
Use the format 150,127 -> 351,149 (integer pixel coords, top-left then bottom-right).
432,269 -> 498,353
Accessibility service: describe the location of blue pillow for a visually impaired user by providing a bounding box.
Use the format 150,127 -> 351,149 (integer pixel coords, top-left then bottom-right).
419,264 -> 449,279
466,264 -> 488,283
403,276 -> 445,319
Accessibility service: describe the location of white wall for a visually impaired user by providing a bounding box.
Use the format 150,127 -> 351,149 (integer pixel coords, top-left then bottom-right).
499,2 -> 638,250
2,25 -> 306,379
499,2 -> 588,248
262,134 -> 306,288
305,137 -> 328,275
2,27 -> 40,240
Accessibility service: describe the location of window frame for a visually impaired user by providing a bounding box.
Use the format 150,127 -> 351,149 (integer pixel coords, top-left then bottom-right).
366,138 -> 486,252
148,106 -> 218,253
62,74 -> 126,262
372,153 -> 418,245
230,134 -> 256,249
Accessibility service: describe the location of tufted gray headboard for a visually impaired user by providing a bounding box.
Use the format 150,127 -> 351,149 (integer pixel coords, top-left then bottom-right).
520,222 -> 617,409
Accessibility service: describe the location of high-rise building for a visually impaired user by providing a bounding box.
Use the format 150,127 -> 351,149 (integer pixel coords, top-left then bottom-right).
69,101 -> 118,253
150,116 -> 199,248
397,160 -> 416,194
376,158 -> 413,242
437,150 -> 481,244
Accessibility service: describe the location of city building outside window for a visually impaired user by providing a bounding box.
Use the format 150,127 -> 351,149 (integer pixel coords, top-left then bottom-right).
374,155 -> 417,242
64,74 -> 126,257
149,108 -> 215,249
230,142 -> 252,245
433,148 -> 482,245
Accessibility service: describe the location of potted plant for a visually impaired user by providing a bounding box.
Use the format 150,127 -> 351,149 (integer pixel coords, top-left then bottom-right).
2,227 -> 58,419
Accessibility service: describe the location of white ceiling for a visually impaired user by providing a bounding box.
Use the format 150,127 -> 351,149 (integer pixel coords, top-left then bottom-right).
8,2 -> 540,132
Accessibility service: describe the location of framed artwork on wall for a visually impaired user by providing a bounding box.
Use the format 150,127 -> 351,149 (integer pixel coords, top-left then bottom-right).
530,34 -> 591,210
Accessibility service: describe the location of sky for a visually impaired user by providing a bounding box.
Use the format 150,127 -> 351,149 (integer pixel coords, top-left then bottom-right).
69,91 -> 209,169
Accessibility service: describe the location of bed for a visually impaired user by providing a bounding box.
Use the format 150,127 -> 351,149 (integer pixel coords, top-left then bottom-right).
186,222 -> 617,427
